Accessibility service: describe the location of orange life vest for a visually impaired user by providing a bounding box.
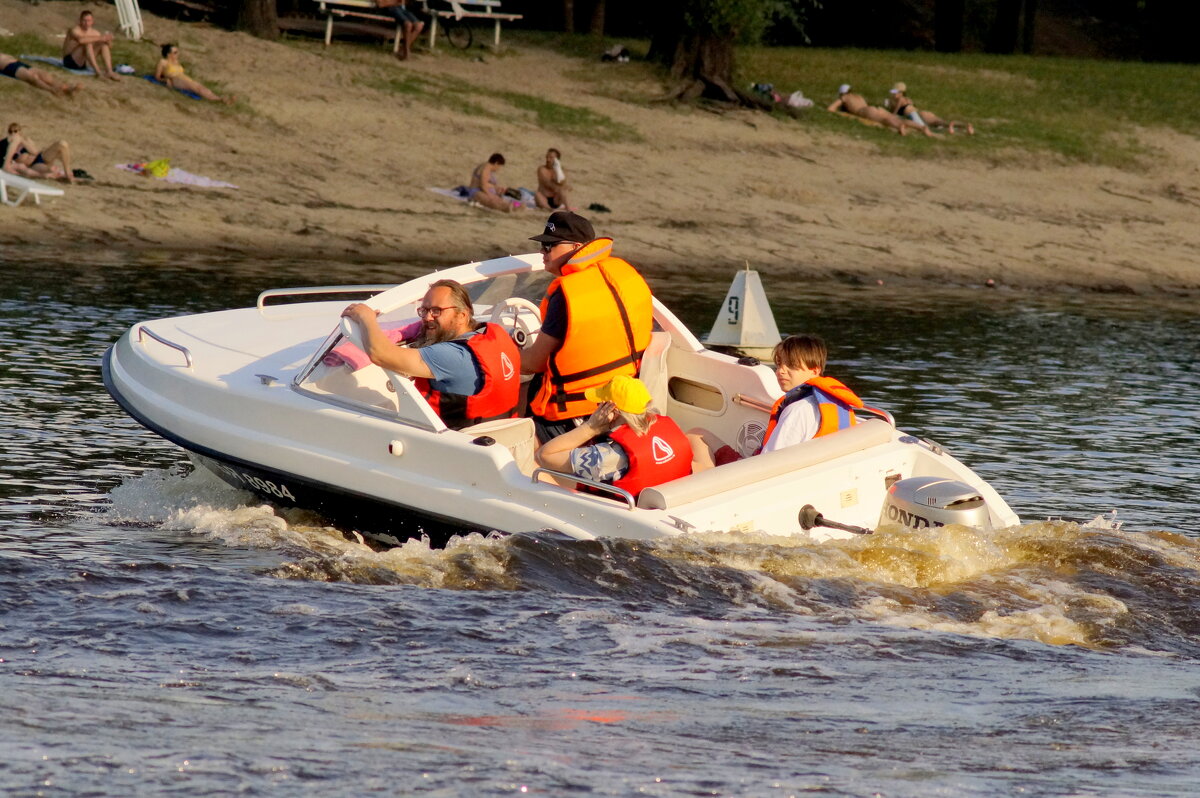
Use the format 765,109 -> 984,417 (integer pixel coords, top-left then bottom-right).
415,323 -> 520,429
757,376 -> 863,454
608,415 -> 693,499
529,238 -> 653,421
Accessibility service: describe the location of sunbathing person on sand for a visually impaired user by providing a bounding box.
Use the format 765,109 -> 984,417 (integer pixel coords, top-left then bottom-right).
886,82 -> 974,135
468,152 -> 519,212
63,9 -> 122,81
154,44 -> 234,104
828,83 -> 935,137
535,148 -> 573,211
0,53 -> 81,97
2,122 -> 75,183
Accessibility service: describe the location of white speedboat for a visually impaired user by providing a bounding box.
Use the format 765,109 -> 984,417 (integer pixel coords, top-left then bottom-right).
103,253 -> 1020,548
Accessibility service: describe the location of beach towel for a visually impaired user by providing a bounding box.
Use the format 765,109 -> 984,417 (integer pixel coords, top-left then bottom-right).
428,186 -> 471,202
831,110 -> 886,129
429,186 -> 536,207
115,163 -> 238,189
324,322 -> 419,370
142,75 -> 202,101
20,54 -> 96,76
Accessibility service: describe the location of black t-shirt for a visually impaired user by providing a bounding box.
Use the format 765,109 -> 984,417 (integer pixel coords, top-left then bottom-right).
541,290 -> 568,340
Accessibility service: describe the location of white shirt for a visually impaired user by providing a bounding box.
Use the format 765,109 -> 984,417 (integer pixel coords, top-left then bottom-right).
760,393 -> 820,452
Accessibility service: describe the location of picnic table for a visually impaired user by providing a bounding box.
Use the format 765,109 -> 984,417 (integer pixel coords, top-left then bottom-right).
315,0 -> 523,53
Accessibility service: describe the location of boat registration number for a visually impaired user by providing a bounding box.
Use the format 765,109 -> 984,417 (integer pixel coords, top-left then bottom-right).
210,460 -> 297,502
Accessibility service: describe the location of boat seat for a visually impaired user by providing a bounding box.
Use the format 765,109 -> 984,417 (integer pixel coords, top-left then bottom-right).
637,419 -> 894,510
460,416 -> 536,476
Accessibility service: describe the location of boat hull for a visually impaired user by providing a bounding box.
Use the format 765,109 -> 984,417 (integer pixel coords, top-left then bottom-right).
103,347 -> 478,546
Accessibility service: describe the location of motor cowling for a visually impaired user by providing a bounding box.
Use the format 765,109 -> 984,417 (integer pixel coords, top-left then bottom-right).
880,476 -> 992,531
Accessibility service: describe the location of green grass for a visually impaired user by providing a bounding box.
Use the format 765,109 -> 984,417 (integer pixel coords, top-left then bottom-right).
287,30 -> 1198,167
0,31 -> 243,109
364,65 -> 638,142
738,46 -> 1200,166
491,89 -> 637,141
3,31 -> 158,75
278,34 -> 636,140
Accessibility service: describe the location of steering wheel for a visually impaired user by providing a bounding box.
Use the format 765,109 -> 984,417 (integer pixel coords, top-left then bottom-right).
488,297 -> 542,350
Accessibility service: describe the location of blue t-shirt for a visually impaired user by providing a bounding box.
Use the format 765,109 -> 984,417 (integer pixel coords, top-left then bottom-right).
417,332 -> 484,395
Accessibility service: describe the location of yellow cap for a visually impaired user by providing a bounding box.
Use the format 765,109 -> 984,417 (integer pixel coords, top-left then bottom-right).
583,375 -> 651,414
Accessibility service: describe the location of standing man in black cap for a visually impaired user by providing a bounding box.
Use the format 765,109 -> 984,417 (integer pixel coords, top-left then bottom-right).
522,211 -> 654,443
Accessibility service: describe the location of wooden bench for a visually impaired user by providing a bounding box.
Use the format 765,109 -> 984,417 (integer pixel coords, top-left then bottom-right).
425,0 -> 523,52
316,0 -> 406,54
316,0 -> 522,53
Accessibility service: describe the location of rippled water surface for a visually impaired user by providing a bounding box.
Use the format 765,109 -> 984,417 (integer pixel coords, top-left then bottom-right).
2,249 -> 1199,796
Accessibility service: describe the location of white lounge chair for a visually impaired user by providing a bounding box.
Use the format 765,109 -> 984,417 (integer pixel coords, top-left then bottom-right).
115,0 -> 144,41
0,172 -> 66,207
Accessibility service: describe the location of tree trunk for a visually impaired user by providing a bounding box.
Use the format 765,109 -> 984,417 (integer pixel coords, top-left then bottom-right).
657,31 -> 771,109
562,0 -> 575,33
647,2 -> 772,109
1141,0 -> 1194,62
236,0 -> 278,40
985,0 -> 1020,54
934,0 -> 965,52
1021,0 -> 1037,54
589,0 -> 606,36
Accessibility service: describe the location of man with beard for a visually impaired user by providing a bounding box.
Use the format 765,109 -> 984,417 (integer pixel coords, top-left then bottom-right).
341,279 -> 520,429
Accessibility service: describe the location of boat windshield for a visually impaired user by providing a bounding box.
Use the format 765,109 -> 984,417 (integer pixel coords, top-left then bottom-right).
295,270 -> 554,426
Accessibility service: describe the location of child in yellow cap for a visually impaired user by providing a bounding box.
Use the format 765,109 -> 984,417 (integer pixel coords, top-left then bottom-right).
534,376 -> 692,499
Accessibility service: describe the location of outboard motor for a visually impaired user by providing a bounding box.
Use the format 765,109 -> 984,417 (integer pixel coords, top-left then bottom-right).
880,476 -> 992,531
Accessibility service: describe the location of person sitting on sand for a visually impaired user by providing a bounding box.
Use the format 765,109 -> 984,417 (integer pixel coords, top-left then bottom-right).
827,83 -> 935,138
2,122 -> 75,184
687,334 -> 863,472
0,53 -> 81,97
154,44 -> 234,104
535,148 -> 573,211
375,0 -> 425,60
885,82 -> 974,135
468,153 -> 518,212
535,375 -> 692,500
63,9 -> 122,81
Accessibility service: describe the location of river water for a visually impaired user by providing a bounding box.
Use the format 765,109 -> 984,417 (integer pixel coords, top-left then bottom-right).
2,249 -> 1199,797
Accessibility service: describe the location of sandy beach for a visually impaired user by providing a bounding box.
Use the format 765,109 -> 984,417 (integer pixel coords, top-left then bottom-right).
2,0 -> 1197,294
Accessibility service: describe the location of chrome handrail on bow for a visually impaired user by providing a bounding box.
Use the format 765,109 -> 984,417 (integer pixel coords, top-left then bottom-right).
531,468 -> 637,510
137,326 -> 193,368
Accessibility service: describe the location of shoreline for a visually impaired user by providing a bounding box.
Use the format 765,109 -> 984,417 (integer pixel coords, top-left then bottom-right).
1,1 -> 1197,297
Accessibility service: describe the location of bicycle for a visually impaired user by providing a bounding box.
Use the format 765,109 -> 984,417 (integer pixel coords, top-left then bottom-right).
419,1 -> 473,49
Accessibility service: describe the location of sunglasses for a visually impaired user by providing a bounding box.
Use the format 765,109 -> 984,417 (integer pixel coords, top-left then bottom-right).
416,305 -> 458,319
539,242 -> 557,253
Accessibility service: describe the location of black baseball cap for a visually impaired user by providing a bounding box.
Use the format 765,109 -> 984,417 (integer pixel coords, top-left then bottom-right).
530,211 -> 595,245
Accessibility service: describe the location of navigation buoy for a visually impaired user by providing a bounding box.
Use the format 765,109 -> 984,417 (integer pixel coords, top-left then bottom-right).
704,264 -> 782,360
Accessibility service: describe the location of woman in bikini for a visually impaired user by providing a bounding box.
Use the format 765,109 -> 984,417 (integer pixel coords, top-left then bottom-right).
468,152 -> 518,212
886,82 -> 974,135
154,44 -> 234,104
0,52 -> 81,97
1,123 -> 75,184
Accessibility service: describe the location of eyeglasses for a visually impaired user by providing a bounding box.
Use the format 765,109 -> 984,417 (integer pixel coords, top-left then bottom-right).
539,242 -> 557,253
416,305 -> 459,319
